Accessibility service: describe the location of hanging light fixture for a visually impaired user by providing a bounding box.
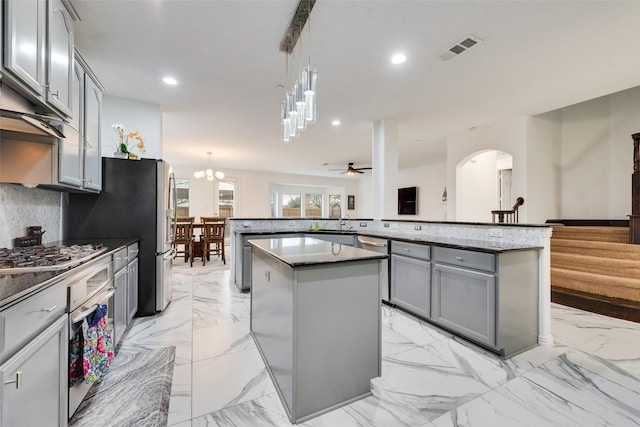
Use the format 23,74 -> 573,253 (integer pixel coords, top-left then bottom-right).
194,152 -> 224,181
279,0 -> 317,142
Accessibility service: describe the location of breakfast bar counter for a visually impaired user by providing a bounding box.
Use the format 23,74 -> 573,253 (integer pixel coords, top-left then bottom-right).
249,237 -> 386,424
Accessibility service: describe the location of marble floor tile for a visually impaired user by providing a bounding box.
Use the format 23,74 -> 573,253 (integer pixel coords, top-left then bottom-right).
378,346 -> 493,420
431,388 -> 557,427
384,307 -> 447,347
496,350 -> 640,427
100,261 -> 640,426
191,346 -> 276,418
192,319 -> 255,361
576,327 -> 640,377
167,363 -> 192,426
192,393 -> 289,427
192,300 -> 251,330
381,326 -> 421,358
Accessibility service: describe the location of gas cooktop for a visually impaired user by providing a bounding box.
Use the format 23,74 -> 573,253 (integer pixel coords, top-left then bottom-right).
0,244 -> 107,274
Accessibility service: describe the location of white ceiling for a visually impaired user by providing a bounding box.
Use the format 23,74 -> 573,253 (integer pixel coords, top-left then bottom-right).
71,0 -> 640,177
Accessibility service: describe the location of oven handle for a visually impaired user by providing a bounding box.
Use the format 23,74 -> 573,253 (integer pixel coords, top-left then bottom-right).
71,288 -> 116,323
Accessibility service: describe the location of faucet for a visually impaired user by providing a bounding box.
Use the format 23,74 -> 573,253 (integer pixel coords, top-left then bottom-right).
339,214 -> 352,231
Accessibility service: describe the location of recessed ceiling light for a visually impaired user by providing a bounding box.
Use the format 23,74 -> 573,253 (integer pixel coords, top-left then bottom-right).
163,76 -> 178,85
391,53 -> 406,64
331,119 -> 341,126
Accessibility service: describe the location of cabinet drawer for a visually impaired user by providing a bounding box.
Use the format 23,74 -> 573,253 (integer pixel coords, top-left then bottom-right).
127,242 -> 139,263
391,241 -> 430,260
433,246 -> 495,272
0,280 -> 66,360
113,247 -> 128,272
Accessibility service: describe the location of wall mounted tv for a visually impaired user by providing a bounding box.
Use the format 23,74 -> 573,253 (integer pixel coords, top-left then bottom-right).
398,187 -> 418,215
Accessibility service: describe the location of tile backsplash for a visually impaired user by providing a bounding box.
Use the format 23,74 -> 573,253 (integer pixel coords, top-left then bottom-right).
0,184 -> 62,248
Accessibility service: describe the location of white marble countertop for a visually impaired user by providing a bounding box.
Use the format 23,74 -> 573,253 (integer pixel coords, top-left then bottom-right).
249,237 -> 387,267
237,229 -> 542,253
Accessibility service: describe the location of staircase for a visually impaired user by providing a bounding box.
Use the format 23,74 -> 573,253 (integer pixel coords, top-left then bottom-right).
551,225 -> 640,322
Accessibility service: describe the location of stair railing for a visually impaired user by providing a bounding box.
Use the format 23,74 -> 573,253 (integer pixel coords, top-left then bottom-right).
491,197 -> 524,223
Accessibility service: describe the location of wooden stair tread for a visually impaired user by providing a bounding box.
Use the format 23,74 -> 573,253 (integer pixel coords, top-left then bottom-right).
551,226 -> 628,243
551,267 -> 640,301
551,252 -> 640,277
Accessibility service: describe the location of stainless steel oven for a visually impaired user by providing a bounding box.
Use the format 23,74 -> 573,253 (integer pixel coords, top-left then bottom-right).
66,256 -> 114,418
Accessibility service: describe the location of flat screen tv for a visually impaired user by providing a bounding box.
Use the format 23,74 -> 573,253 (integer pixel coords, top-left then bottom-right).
398,187 -> 418,215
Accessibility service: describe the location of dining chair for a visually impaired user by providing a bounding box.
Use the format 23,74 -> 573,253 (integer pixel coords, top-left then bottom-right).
200,216 -> 224,224
202,220 -> 225,266
172,220 -> 194,267
176,216 -> 195,224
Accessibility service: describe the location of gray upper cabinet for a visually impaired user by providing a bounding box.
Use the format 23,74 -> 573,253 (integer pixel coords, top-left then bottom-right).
2,0 -> 76,117
3,0 -> 47,96
58,58 -> 83,187
58,53 -> 103,191
46,0 -> 74,116
83,72 -> 102,191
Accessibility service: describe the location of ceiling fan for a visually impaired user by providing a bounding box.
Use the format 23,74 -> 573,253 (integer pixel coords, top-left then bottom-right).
331,162 -> 372,175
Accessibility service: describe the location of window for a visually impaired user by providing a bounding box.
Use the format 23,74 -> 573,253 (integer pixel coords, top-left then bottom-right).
282,193 -> 301,217
271,191 -> 278,218
175,178 -> 189,217
218,181 -> 235,219
329,195 -> 341,218
305,193 -> 323,217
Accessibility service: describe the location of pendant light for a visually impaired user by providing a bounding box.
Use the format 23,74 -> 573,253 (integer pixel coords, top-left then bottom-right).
194,152 -> 224,181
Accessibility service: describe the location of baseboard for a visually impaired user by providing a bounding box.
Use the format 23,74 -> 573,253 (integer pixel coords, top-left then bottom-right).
551,286 -> 640,323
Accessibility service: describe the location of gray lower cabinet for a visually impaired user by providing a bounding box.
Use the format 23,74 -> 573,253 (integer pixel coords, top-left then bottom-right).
431,246 -> 539,357
0,314 -> 68,427
431,263 -> 496,346
251,244 -> 380,423
113,266 -> 127,345
127,257 -> 138,323
390,241 -> 431,318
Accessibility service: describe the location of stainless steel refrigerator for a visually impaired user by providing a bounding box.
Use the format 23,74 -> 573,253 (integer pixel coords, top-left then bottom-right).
64,157 -> 176,315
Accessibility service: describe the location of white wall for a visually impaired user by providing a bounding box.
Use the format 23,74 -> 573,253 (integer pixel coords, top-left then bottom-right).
558,86 -> 640,219
447,116 -> 528,222
397,162 -> 447,221
526,112 -> 562,223
170,164 -> 364,219
101,95 -> 163,160
457,151 -> 499,222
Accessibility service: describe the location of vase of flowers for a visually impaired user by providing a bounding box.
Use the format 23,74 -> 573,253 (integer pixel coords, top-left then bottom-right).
112,123 -> 146,159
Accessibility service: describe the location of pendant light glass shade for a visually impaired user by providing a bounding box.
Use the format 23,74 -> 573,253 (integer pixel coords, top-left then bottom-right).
281,102 -> 290,142
294,82 -> 307,130
303,67 -> 317,123
287,92 -> 298,138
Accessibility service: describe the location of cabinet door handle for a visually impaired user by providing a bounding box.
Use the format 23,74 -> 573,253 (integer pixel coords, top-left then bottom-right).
265,270 -> 271,282
4,371 -> 22,389
51,90 -> 59,98
41,305 -> 57,313
455,256 -> 464,261
404,248 -> 410,252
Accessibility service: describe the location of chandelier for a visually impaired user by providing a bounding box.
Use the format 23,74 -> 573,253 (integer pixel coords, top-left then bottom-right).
194,152 -> 224,181
280,0 -> 317,143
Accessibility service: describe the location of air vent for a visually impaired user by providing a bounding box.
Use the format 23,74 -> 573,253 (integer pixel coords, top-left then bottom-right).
439,35 -> 482,61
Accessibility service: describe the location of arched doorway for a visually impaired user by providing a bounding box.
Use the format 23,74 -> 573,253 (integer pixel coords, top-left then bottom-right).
456,150 -> 513,222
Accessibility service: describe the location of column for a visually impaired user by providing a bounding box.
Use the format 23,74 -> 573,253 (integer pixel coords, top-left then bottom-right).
371,120 -> 398,219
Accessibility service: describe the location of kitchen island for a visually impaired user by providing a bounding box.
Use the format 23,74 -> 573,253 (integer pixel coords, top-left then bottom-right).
249,237 -> 387,424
